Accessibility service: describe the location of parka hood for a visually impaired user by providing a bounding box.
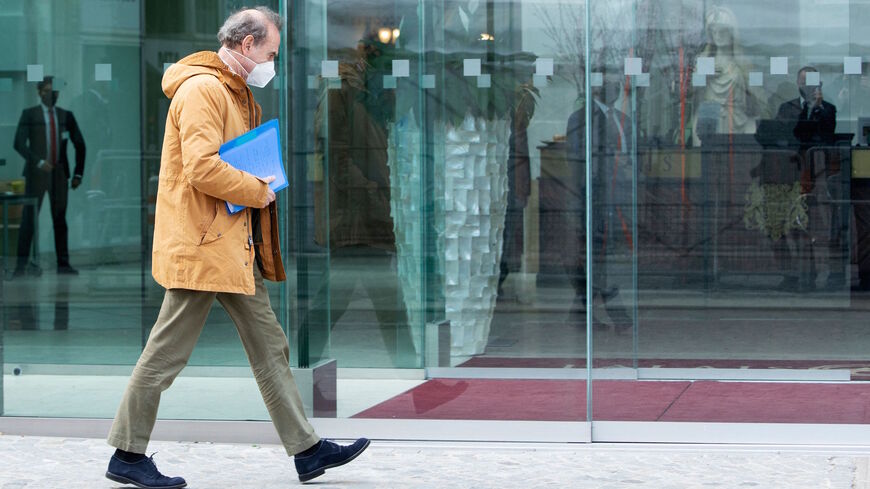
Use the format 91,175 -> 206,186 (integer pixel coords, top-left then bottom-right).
161,51 -> 247,99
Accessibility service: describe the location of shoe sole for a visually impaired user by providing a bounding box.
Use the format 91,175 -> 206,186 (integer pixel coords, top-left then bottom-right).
298,439 -> 371,483
105,471 -> 187,489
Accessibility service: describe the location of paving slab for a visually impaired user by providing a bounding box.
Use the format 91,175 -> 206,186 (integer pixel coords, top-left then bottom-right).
0,435 -> 866,488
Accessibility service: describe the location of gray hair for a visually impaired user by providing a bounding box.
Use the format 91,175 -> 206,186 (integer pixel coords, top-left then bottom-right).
217,7 -> 283,48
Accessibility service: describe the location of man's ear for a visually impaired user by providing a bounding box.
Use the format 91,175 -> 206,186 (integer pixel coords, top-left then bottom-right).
242,34 -> 255,53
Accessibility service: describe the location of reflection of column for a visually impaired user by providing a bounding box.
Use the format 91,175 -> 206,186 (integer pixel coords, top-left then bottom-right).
1,272 -> 4,415
54,277 -> 69,330
6,279 -> 39,331
536,140 -> 573,282
388,115 -> 425,355
853,178 -> 870,288
522,179 -> 539,299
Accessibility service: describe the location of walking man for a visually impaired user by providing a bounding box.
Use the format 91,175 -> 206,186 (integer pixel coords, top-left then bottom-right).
105,7 -> 368,488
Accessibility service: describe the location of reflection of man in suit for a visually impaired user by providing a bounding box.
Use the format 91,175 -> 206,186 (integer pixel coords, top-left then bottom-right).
13,76 -> 85,276
779,67 -> 836,156
760,66 -> 836,291
564,64 -> 633,333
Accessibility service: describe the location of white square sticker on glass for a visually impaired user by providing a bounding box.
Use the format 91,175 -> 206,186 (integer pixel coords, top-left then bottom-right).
464,58 -> 481,76
321,60 -> 339,78
392,59 -> 410,78
535,58 -> 554,76
95,63 -> 112,81
770,57 -> 788,75
749,71 -> 764,87
805,71 -> 820,86
692,73 -> 707,87
163,62 -> 174,73
696,57 -> 714,76
533,74 -> 548,88
624,57 -> 642,76
422,74 -> 436,89
590,72 -> 603,87
845,56 -> 862,75
0,78 -> 11,92
477,74 -> 491,88
383,75 -> 397,89
635,73 -> 650,87
27,64 -> 44,82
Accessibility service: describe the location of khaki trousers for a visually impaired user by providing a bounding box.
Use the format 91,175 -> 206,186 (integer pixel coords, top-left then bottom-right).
107,267 -> 319,456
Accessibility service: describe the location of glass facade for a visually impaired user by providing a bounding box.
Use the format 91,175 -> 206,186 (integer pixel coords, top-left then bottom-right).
3,0 -> 870,438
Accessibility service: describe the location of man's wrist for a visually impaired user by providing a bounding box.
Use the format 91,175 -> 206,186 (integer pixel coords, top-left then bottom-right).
36,159 -> 46,168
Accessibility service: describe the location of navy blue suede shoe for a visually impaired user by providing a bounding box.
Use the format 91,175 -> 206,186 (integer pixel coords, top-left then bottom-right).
105,454 -> 187,489
294,438 -> 370,482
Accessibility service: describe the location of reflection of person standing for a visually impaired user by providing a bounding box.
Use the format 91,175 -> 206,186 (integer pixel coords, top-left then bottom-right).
752,66 -> 836,292
13,76 -> 85,277
308,43 -> 417,368
690,6 -> 756,146
564,63 -> 633,334
104,8 -> 368,488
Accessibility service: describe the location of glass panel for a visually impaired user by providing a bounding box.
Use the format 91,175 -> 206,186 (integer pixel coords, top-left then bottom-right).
590,0 -> 870,425
315,0 -> 590,423
292,0 -> 424,370
0,0 -> 284,419
2,0 -> 148,390
6,0 -> 869,434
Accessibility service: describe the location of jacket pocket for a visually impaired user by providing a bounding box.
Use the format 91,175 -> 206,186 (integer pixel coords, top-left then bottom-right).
199,200 -> 225,245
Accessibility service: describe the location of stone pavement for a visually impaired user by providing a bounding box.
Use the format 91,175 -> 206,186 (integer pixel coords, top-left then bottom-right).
1,435 -> 868,488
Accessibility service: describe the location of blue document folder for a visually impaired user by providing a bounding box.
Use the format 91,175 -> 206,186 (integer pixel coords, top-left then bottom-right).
219,118 -> 289,214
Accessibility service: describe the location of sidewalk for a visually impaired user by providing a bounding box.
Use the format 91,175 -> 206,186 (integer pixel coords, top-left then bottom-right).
0,434 -> 867,488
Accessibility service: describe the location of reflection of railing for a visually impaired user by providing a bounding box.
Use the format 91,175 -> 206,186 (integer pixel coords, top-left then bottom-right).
538,137 -> 856,290
85,191 -> 141,248
83,150 -> 161,262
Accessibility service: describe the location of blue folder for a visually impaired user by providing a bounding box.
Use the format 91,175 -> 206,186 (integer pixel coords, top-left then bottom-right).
219,118 -> 289,214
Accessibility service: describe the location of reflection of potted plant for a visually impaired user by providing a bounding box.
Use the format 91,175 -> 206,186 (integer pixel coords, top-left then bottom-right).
387,1 -> 539,358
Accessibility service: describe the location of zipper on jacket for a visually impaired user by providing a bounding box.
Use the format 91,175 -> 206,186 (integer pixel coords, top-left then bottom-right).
247,90 -> 255,130
245,208 -> 252,250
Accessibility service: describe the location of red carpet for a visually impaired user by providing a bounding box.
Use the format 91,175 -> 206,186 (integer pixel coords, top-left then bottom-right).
354,379 -> 870,423
354,379 -> 688,421
660,381 -> 870,424
458,357 -> 870,380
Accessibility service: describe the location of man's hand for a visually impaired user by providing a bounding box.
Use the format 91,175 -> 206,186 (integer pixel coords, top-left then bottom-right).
71,176 -> 82,189
37,159 -> 54,173
260,175 -> 276,207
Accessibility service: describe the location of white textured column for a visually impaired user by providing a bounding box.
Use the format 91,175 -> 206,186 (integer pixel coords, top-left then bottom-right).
389,114 -> 509,357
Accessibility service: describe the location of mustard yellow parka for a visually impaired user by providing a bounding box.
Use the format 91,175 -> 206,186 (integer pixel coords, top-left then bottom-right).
152,51 -> 285,295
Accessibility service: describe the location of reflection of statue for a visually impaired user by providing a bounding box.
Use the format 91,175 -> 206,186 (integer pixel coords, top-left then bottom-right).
691,6 -> 756,146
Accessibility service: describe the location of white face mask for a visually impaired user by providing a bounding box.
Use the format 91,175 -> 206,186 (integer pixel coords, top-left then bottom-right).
246,60 -> 275,88
231,49 -> 276,88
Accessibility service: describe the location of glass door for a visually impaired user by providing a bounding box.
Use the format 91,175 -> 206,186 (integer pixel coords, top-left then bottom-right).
589,0 -> 870,430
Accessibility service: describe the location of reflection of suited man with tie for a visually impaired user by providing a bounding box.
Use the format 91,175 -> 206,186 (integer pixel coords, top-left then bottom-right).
13,76 -> 85,276
763,66 -> 836,291
564,63 -> 633,333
